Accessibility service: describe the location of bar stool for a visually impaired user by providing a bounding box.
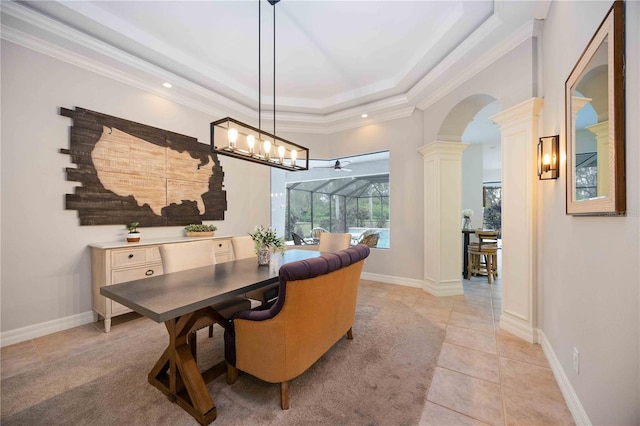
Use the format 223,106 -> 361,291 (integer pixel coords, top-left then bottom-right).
467,230 -> 499,284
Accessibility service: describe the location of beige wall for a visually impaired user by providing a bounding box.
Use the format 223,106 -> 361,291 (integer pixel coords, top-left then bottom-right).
0,41 -> 271,332
290,112 -> 425,281
539,1 -> 639,424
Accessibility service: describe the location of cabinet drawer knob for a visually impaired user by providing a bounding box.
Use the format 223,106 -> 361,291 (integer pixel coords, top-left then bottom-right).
145,269 -> 154,276
128,254 -> 134,259
218,243 -> 222,247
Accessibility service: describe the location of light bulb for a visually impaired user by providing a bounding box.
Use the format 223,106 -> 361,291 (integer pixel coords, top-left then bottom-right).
263,140 -> 271,159
247,135 -> 255,154
291,149 -> 297,166
278,145 -> 285,163
542,153 -> 551,172
228,128 -> 238,149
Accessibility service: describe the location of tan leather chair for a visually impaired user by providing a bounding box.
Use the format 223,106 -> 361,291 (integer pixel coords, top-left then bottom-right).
159,240 -> 251,360
225,245 -> 371,409
318,232 -> 351,253
231,235 -> 276,306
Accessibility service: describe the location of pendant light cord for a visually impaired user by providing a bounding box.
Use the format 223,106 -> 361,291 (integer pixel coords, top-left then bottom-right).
258,0 -> 277,138
258,0 -> 262,136
273,1 -> 276,137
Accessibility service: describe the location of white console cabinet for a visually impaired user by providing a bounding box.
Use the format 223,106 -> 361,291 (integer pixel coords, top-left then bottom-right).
90,236 -> 232,332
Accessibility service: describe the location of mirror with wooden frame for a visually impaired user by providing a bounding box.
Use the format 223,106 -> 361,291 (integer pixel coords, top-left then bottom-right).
565,1 -> 625,216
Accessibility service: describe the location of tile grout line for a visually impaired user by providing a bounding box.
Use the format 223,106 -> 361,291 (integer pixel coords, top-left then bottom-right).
492,279 -> 509,426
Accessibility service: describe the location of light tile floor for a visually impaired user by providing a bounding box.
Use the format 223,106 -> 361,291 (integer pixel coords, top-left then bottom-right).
417,272 -> 574,426
1,274 -> 574,425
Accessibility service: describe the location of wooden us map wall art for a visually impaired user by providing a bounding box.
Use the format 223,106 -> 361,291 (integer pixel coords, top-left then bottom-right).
60,107 -> 227,226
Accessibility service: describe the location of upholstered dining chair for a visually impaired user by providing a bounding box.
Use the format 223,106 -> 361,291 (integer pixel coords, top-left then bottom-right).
231,235 -> 255,260
231,235 -> 277,307
225,245 -> 371,409
159,240 -> 251,360
318,232 -> 351,253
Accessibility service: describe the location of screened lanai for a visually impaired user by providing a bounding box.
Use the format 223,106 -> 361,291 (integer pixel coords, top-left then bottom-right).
285,174 -> 390,248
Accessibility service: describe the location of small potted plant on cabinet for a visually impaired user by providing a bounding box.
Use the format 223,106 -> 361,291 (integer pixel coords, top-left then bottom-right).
126,222 -> 141,242
185,224 -> 217,237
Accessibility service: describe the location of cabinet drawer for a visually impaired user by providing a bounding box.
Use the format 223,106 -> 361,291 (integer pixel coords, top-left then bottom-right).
112,264 -> 163,284
111,248 -> 148,267
214,239 -> 231,252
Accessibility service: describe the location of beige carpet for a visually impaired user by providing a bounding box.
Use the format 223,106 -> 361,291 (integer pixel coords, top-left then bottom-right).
1,290 -> 445,425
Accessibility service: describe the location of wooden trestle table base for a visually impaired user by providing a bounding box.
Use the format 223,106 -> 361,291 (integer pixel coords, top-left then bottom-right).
100,250 -> 321,425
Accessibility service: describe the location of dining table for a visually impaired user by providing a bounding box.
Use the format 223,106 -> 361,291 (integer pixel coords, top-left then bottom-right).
100,249 -> 321,425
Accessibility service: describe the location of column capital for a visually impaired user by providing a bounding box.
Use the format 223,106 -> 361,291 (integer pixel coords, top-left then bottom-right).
418,141 -> 469,158
490,97 -> 543,128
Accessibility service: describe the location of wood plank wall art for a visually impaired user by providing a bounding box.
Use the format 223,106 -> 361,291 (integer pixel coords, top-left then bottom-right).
60,107 -> 227,226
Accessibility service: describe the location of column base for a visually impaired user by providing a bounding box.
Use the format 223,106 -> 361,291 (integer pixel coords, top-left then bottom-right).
423,278 -> 464,297
499,310 -> 537,343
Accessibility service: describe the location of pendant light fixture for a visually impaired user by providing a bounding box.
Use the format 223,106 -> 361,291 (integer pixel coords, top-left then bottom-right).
211,0 -> 309,171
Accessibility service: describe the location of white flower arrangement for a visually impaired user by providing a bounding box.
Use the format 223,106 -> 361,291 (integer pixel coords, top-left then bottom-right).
462,209 -> 474,219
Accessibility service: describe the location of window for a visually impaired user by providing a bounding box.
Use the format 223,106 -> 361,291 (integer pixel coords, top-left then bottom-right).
271,152 -> 390,248
483,183 -> 501,237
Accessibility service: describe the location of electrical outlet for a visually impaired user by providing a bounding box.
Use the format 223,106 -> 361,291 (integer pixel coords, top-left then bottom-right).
573,347 -> 580,374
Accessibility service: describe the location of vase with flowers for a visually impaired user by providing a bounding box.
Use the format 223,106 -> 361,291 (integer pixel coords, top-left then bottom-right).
249,225 -> 286,265
462,209 -> 473,230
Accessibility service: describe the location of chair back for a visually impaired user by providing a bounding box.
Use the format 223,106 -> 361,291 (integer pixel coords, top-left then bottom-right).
225,245 -> 370,383
475,230 -> 499,250
231,235 -> 256,260
291,232 -> 305,245
159,240 -> 216,273
318,232 -> 351,253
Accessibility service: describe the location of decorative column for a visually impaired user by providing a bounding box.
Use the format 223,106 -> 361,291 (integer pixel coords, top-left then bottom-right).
586,120 -> 610,197
490,98 -> 543,343
418,141 -> 468,297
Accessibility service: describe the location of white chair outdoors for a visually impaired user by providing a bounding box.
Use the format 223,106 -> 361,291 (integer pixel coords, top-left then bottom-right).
318,232 -> 351,253
231,235 -> 273,307
159,240 -> 251,360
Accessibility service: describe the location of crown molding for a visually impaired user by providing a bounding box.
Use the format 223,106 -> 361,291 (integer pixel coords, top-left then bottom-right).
415,18 -> 537,111
2,1 -> 539,135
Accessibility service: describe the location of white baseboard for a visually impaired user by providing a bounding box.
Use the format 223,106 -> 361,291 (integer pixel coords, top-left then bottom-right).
537,329 -> 591,426
422,278 -> 464,297
0,311 -> 95,347
360,272 -> 423,288
498,311 -> 537,343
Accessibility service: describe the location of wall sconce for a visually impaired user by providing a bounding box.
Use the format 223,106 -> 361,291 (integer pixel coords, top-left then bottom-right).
211,117 -> 309,172
538,135 -> 559,180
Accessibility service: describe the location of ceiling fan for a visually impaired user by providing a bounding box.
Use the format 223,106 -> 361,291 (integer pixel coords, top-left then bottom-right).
316,159 -> 352,172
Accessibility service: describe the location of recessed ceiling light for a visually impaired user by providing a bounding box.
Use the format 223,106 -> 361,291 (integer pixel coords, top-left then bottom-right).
162,82 -> 172,88
361,114 -> 368,118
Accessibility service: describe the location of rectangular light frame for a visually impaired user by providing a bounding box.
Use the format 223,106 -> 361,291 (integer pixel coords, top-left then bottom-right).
538,135 -> 559,180
211,117 -> 309,172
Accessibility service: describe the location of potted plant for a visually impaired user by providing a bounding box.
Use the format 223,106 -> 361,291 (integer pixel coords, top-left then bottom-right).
249,225 -> 285,265
126,222 -> 141,242
185,224 -> 217,237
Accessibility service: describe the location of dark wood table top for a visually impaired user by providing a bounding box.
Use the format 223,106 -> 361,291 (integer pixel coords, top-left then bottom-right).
100,249 -> 321,323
